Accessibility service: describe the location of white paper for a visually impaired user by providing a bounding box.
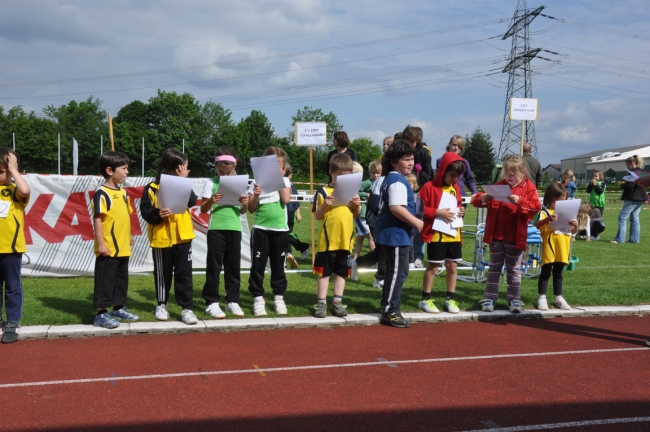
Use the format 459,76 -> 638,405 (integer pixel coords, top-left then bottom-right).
158,174 -> 194,215
250,155 -> 287,194
481,184 -> 512,203
548,199 -> 581,231
332,172 -> 363,205
215,175 -> 249,206
432,192 -> 460,237
622,169 -> 639,182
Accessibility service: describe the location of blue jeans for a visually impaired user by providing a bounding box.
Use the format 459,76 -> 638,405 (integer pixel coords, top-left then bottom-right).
614,200 -> 644,243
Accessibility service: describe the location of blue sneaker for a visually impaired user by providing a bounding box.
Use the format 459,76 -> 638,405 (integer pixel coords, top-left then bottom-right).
109,307 -> 140,322
94,313 -> 120,329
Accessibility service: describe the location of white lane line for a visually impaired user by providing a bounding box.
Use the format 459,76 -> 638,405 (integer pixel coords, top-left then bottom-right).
0,347 -> 646,389
459,416 -> 650,431
376,357 -> 398,368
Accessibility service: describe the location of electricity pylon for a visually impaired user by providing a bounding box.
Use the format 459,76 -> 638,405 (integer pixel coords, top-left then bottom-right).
497,1 -> 544,160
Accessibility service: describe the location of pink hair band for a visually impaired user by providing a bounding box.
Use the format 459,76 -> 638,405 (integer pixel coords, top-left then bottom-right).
215,155 -> 237,163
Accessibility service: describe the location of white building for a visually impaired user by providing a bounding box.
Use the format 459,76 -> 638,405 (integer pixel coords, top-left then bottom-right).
560,144 -> 649,184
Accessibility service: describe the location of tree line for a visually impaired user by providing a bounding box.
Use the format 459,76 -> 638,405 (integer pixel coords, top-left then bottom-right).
0,90 -> 496,183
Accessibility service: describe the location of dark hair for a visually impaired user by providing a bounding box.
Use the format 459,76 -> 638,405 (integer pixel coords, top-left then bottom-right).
156,148 -> 188,182
543,182 -> 567,208
445,160 -> 466,176
98,151 -> 130,179
402,125 -> 423,144
332,131 -> 350,149
0,147 -> 18,169
381,139 -> 416,175
215,146 -> 238,159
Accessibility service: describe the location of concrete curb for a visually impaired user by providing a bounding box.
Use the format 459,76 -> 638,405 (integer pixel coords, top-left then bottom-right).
15,305 -> 650,340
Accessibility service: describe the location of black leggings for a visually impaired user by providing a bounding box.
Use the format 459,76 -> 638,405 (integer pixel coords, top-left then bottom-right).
538,262 -> 564,296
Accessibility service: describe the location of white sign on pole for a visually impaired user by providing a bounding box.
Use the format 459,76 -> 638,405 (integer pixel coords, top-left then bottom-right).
295,122 -> 327,146
510,98 -> 538,121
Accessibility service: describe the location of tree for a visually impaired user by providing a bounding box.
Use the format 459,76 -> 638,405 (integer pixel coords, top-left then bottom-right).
464,126 -> 496,183
543,172 -> 551,186
350,137 -> 382,175
238,110 -> 277,174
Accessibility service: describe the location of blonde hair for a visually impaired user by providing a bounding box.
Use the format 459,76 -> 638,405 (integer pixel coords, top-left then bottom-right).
447,135 -> 465,154
593,170 -> 604,181
405,173 -> 418,189
382,136 -> 394,147
501,154 -> 527,177
368,159 -> 382,174
577,201 -> 591,231
351,162 -> 364,174
263,146 -> 288,168
626,154 -> 645,169
561,169 -> 575,182
329,153 -> 353,173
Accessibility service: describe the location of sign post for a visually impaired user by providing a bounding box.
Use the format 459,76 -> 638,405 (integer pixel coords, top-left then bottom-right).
510,98 -> 538,155
294,122 -> 327,264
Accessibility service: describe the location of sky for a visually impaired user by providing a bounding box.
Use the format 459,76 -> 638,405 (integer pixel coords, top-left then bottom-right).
1,0 -> 649,167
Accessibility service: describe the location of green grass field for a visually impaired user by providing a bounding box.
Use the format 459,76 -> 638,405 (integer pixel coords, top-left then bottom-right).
20,195 -> 650,326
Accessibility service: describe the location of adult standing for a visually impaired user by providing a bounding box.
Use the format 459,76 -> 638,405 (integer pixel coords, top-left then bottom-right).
611,155 -> 647,244
522,142 -> 543,188
435,135 -> 478,202
326,131 -> 358,182
402,125 -> 432,189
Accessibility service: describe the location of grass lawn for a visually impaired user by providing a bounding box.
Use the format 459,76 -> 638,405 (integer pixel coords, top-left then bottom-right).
20,198 -> 650,326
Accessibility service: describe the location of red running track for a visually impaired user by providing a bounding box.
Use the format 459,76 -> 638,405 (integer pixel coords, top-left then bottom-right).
1,315 -> 650,431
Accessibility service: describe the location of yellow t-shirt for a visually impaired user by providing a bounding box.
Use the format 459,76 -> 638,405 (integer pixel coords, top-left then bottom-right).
430,185 -> 461,243
0,183 -> 29,254
538,208 -> 571,265
92,185 -> 133,257
313,185 -> 355,253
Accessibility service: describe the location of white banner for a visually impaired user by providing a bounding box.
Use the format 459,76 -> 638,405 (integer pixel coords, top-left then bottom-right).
294,122 -> 327,146
21,175 -> 251,277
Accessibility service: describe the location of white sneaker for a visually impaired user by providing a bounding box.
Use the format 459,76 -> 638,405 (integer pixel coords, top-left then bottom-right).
444,299 -> 460,314
205,303 -> 225,319
414,258 -> 424,268
555,296 -> 571,310
351,259 -> 359,281
226,302 -> 245,317
373,278 -> 384,289
286,253 -> 298,270
274,296 -> 288,315
508,300 -> 525,313
181,309 -> 199,325
155,304 -> 169,321
479,299 -> 494,312
409,263 -> 415,269
537,296 -> 548,310
301,247 -> 310,261
253,299 -> 267,317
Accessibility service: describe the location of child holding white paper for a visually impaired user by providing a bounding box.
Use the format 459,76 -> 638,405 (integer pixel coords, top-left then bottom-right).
312,154 -> 361,318
140,148 -> 199,325
472,154 -> 541,313
535,183 -> 577,310
247,147 -> 292,317
200,147 -> 249,319
418,152 -> 466,314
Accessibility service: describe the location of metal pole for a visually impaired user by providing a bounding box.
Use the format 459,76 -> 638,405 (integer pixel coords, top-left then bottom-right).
12,132 -> 15,151
182,139 -> 185,153
142,137 -> 145,176
58,133 -> 61,175
101,135 -> 103,155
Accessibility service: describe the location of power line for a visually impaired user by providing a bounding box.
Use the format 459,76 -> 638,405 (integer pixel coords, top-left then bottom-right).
540,14 -> 650,41
535,77 -> 650,102
531,39 -> 650,66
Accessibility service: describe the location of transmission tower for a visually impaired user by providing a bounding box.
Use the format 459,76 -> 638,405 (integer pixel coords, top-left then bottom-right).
497,1 -> 544,160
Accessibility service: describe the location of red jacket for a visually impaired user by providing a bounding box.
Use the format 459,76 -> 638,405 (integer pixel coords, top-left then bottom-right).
419,151 -> 464,243
471,178 -> 541,250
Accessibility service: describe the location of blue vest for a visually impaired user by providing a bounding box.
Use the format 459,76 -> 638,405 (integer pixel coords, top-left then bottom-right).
376,172 -> 415,247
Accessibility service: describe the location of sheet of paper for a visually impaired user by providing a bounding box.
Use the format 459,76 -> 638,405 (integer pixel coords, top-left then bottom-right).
250,155 -> 287,194
622,168 -> 639,182
548,198 -> 581,231
216,175 -> 249,206
332,172 -> 363,205
432,192 -> 460,237
158,174 -> 193,214
481,184 -> 512,203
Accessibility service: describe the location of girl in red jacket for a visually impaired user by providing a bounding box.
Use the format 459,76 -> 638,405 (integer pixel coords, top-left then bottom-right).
471,155 -> 541,313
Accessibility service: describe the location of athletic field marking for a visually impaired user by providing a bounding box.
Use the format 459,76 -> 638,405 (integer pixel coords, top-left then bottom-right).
0,347 -> 646,389
459,416 -> 650,431
376,357 -> 398,368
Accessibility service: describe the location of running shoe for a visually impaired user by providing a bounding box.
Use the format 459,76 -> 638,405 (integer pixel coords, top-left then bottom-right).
314,303 -> 327,318
331,303 -> 348,317
350,259 -> 359,281
253,299 -> 268,317
1,321 -> 20,344
379,311 -> 410,328
419,299 -> 439,314
155,304 -> 169,321
555,296 -> 571,310
205,303 -> 226,319
414,258 -> 424,268
537,296 -> 548,310
286,253 -> 298,269
226,302 -> 245,317
109,307 -> 140,322
274,297 -> 288,315
94,313 -> 120,329
409,263 -> 415,269
181,309 -> 199,325
444,299 -> 460,314
479,299 -> 494,312
373,278 -> 384,289
301,247 -> 310,261
508,300 -> 525,313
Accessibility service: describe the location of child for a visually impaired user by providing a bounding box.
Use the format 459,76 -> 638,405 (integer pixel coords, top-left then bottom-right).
375,140 -> 424,328
312,154 -> 362,318
92,151 -> 139,329
576,201 -> 605,241
405,173 -> 419,268
140,149 -> 199,325
418,152 -> 466,314
0,148 -> 30,343
200,147 -> 248,319
561,170 -> 577,199
284,163 -> 310,267
352,162 -> 374,265
248,147 -> 292,316
535,183 -> 577,310
586,170 -> 606,216
471,154 -> 541,313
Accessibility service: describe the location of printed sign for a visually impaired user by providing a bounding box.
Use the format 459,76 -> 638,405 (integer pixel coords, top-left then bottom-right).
510,98 -> 538,121
295,122 -> 327,146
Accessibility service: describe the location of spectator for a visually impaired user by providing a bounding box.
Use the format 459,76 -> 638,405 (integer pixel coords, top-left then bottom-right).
522,142 -> 543,187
